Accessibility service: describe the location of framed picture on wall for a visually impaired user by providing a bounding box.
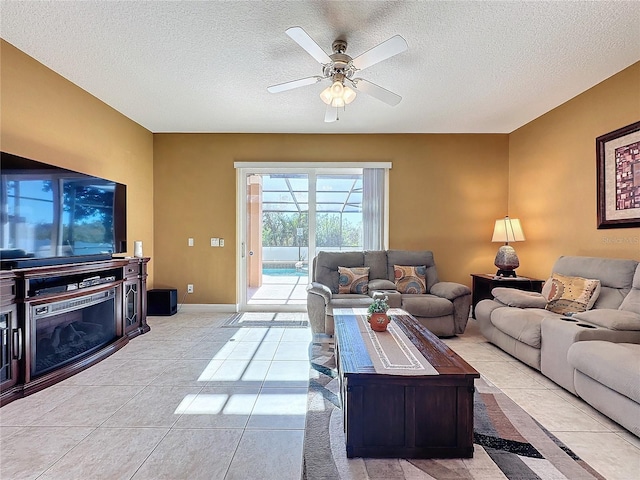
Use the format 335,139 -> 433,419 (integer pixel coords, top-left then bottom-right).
596,120 -> 640,229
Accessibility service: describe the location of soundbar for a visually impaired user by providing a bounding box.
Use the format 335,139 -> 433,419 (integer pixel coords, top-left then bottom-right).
1,253 -> 112,270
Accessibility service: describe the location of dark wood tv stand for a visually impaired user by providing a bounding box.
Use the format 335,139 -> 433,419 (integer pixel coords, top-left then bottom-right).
0,257 -> 150,406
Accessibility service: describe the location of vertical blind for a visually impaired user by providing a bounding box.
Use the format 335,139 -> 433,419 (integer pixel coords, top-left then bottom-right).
363,168 -> 385,250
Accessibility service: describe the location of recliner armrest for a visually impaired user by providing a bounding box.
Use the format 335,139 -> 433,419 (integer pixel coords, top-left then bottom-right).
306,282 -> 333,304
491,287 -> 548,308
430,281 -> 471,300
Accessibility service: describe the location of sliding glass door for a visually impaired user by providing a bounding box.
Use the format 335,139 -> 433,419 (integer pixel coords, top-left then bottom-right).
236,163 -> 389,312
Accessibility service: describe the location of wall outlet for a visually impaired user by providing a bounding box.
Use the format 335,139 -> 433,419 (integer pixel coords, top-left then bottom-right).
188,238 -> 194,247
187,284 -> 194,293
220,238 -> 224,247
211,237 -> 220,247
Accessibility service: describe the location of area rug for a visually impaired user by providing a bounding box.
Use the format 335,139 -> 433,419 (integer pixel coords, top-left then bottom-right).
222,312 -> 309,328
303,337 -> 605,480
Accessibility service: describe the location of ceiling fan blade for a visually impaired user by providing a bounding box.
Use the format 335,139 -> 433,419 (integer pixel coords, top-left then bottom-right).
351,35 -> 408,71
286,26 -> 332,64
324,104 -> 338,123
267,76 -> 323,93
352,78 -> 402,106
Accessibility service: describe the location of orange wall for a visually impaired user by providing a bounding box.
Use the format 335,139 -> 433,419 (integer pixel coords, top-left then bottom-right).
3,40 -> 638,305
153,134 -> 508,303
0,40 -> 155,283
509,62 -> 640,279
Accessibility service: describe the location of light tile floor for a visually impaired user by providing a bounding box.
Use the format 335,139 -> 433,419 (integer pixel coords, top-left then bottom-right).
1,313 -> 639,480
0,312 -> 311,480
247,274 -> 308,306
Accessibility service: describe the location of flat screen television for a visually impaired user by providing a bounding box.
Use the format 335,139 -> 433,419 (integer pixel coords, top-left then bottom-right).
1,152 -> 127,269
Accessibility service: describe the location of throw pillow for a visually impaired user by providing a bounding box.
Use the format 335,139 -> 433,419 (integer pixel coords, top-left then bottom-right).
338,266 -> 370,294
394,265 -> 427,294
545,273 -> 601,315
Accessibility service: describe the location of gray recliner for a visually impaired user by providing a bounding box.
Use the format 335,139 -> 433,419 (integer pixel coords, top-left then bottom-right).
306,250 -> 472,337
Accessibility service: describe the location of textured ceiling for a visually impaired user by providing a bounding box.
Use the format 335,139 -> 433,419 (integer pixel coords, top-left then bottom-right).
1,1 -> 639,134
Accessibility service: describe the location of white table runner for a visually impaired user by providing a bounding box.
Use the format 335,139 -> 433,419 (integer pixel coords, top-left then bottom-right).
354,308 -> 438,376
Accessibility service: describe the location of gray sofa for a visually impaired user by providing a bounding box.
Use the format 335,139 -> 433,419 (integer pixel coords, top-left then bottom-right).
306,250 -> 472,337
475,255 -> 640,435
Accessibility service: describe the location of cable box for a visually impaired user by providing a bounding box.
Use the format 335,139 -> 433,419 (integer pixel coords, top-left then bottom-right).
79,276 -> 116,288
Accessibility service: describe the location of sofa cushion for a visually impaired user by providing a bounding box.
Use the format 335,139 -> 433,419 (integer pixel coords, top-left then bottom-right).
364,250 -> 388,280
490,308 -> 543,348
544,273 -> 601,315
572,309 -> 640,330
402,295 -> 453,318
620,288 -> 640,314
338,266 -> 369,294
386,250 -> 438,291
492,287 -> 548,308
619,265 -> 640,314
394,265 -> 426,294
368,279 -> 396,291
568,341 -> 640,403
315,251 -> 364,294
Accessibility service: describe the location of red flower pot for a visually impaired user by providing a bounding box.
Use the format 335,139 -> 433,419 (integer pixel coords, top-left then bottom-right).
368,313 -> 390,332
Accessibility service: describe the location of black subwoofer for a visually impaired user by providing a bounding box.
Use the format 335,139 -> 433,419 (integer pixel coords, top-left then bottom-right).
147,288 -> 178,316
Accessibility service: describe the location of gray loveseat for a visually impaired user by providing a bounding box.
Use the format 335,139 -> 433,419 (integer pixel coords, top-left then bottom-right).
475,255 -> 640,435
306,250 -> 472,337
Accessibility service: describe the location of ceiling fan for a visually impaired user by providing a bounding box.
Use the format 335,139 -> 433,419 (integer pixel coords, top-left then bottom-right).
267,27 -> 408,123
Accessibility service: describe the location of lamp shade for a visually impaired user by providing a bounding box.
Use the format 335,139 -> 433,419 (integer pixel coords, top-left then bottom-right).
491,217 -> 525,243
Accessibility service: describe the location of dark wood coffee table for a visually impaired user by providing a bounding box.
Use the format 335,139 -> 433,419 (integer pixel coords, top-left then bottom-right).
333,308 -> 479,459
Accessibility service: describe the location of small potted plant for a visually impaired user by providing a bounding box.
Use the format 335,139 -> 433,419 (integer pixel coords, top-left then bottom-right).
367,296 -> 390,332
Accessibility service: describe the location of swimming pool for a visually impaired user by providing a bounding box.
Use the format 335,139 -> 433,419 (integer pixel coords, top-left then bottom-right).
263,268 -> 308,277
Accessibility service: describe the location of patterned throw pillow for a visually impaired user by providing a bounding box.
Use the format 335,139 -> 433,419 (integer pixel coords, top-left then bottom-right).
545,273 -> 601,315
338,266 -> 370,294
394,265 -> 427,294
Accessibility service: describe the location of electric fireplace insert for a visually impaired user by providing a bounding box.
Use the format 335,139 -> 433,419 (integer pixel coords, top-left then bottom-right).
30,287 -> 117,378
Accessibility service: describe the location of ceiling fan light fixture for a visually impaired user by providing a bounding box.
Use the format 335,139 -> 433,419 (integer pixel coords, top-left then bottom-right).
330,80 -> 344,97
320,81 -> 357,107
320,86 -> 333,105
342,86 -> 356,105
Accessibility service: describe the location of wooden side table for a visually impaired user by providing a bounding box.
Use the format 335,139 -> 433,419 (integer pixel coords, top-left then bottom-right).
470,273 -> 545,318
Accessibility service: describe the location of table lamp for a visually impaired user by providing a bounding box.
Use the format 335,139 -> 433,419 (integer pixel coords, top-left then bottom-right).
492,216 -> 525,277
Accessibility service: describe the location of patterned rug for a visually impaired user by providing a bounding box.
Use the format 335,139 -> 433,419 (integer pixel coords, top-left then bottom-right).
221,312 -> 309,328
303,337 -> 605,480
